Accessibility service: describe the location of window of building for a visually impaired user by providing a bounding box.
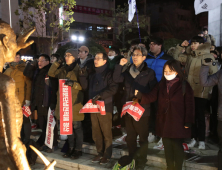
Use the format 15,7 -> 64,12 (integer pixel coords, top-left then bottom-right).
97,26 -> 105,32
88,26 -> 92,30
18,0 -> 22,5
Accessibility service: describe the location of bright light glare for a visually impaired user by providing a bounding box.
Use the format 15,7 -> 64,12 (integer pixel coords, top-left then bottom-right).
71,35 -> 77,41
107,27 -> 112,30
79,36 -> 85,42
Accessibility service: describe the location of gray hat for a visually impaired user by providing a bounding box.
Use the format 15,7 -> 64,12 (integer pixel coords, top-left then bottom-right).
65,49 -> 78,59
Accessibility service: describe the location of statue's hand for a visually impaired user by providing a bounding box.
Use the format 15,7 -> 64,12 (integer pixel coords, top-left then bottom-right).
17,27 -> 36,51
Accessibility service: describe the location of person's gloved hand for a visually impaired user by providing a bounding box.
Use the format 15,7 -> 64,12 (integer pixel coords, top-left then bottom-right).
92,95 -> 101,105
57,56 -> 65,65
79,67 -> 88,77
31,60 -> 38,68
65,79 -> 75,87
25,100 -> 31,106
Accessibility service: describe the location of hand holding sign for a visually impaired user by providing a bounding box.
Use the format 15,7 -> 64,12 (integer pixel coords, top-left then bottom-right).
92,95 -> 101,105
121,101 -> 145,121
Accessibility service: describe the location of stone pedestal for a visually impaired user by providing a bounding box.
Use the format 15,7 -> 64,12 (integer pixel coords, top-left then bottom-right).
208,4 -> 222,46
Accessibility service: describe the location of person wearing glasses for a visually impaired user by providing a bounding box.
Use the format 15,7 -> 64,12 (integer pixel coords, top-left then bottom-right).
79,52 -> 118,164
130,37 -> 173,145
113,45 -> 157,170
76,46 -> 94,143
48,49 -> 84,159
23,54 -> 58,153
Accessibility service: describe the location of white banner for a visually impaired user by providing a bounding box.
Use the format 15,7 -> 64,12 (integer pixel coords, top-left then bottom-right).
194,0 -> 222,15
45,108 -> 56,149
128,0 -> 136,22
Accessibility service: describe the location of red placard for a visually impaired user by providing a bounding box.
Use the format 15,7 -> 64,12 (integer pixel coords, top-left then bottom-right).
121,101 -> 145,121
59,79 -> 73,135
79,99 -> 106,115
22,105 -> 31,117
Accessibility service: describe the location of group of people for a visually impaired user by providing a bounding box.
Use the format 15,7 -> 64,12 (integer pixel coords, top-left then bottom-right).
4,27 -> 222,170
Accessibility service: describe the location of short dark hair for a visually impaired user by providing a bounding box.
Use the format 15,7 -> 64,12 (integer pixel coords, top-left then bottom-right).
132,45 -> 148,56
96,52 -> 108,61
51,53 -> 60,60
109,47 -> 120,55
150,36 -> 164,45
33,54 -> 40,60
203,28 -> 208,31
40,54 -> 50,62
16,52 -> 21,57
190,36 -> 205,44
162,60 -> 184,82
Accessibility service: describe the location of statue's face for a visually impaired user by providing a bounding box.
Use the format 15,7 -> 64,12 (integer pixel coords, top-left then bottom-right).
0,20 -> 35,73
0,21 -> 17,64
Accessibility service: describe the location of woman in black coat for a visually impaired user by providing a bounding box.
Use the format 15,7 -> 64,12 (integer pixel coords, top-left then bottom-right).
138,60 -> 195,170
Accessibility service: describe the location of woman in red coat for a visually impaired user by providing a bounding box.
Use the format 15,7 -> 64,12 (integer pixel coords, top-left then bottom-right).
137,60 -> 195,170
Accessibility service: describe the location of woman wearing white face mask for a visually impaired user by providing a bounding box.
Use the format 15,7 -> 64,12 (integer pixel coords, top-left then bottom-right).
136,60 -> 195,170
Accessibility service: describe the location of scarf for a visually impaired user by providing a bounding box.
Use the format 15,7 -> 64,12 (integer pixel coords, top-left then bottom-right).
129,62 -> 144,78
166,77 -> 179,93
65,61 -> 77,72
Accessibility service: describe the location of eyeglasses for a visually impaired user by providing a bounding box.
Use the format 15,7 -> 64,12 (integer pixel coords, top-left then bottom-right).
78,50 -> 85,54
149,43 -> 157,47
38,60 -> 46,63
132,54 -> 143,57
64,54 -> 73,58
94,58 -> 103,61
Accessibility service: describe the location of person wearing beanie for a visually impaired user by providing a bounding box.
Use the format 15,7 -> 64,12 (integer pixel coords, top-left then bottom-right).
48,49 -> 84,159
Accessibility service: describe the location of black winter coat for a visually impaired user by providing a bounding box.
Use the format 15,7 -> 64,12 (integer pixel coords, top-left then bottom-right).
23,63 -> 58,114
79,64 -> 118,113
113,62 -> 157,117
141,79 -> 195,138
76,57 -> 94,104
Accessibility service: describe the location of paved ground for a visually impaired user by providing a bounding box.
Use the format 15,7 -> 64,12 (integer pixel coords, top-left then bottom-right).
31,163 -> 162,170
30,128 -> 219,170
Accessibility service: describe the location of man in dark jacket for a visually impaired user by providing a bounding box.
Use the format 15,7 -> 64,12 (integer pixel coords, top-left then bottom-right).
77,46 -> 94,71
131,37 -> 173,142
113,45 -> 157,170
23,54 -> 58,152
77,45 -> 94,143
79,52 -> 118,164
108,47 -> 124,127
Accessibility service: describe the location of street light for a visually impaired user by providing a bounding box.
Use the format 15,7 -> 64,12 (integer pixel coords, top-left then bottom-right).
71,35 -> 85,48
78,36 -> 85,42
